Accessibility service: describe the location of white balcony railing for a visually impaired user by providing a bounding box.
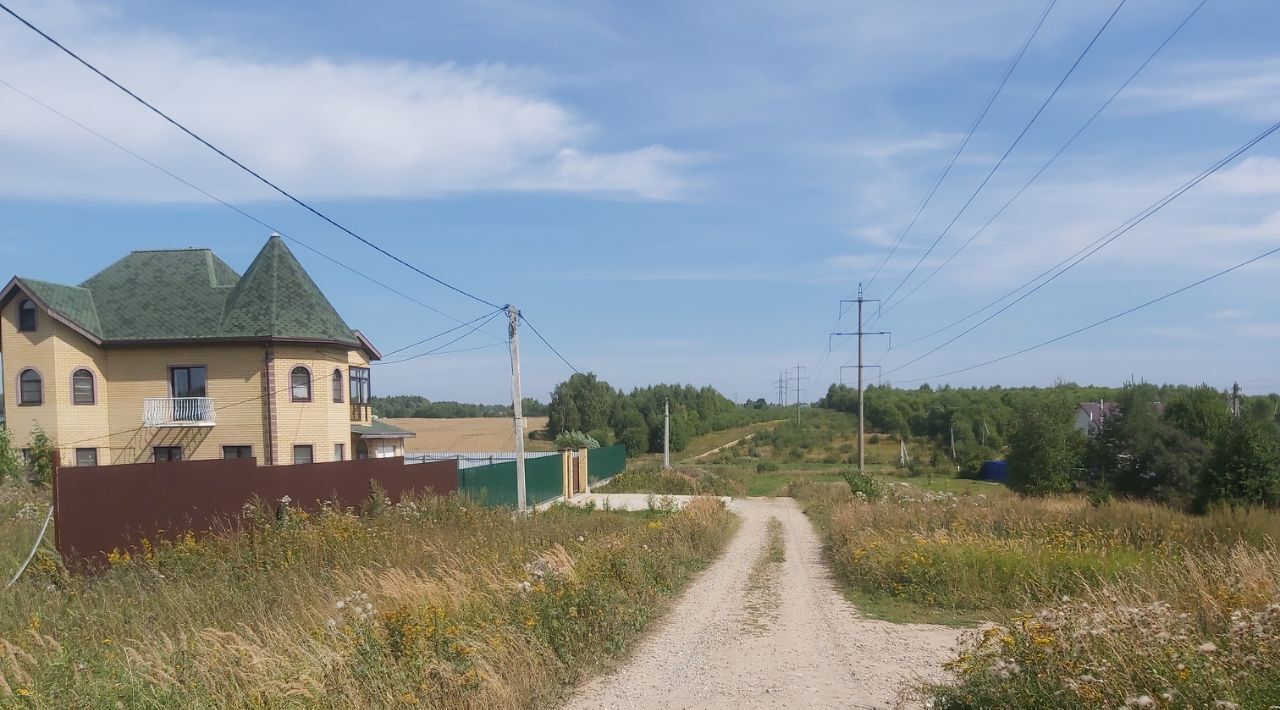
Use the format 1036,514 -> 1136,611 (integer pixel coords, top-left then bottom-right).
143,397 -> 216,427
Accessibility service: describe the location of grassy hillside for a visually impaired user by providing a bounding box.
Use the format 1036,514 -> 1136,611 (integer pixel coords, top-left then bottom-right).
600,408 -> 940,497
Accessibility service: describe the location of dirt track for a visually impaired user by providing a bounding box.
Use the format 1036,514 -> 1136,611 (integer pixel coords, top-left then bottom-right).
561,497 -> 960,709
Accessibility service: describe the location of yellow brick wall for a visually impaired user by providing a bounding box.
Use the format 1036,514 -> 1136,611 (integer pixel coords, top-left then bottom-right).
104,343 -> 269,464
2,298 -> 72,449
48,320 -> 110,464
271,344 -> 365,465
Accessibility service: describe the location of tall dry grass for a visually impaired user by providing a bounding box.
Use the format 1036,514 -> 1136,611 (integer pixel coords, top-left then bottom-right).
0,491 -> 734,708
794,481 -> 1280,707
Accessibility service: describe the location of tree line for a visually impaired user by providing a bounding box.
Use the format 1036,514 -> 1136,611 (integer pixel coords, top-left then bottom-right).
820,381 -> 1280,511
370,395 -> 548,419
546,373 -> 776,456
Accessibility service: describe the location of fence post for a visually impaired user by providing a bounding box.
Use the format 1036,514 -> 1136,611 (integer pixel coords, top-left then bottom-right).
579,447 -> 590,494
561,450 -> 572,499
51,449 -> 62,561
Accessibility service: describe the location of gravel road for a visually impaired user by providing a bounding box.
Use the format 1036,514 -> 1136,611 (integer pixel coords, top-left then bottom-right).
561,497 -> 961,710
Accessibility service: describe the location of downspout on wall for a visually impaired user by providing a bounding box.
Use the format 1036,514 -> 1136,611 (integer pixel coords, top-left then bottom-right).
263,343 -> 276,466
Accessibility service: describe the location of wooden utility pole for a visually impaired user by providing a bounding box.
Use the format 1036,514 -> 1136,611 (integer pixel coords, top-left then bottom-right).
831,284 -> 889,478
663,398 -> 671,470
1231,381 -> 1242,418
507,305 -> 527,513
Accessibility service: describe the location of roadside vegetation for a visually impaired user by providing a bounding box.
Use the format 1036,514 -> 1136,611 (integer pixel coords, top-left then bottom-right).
795,480 -> 1280,707
0,484 -> 734,708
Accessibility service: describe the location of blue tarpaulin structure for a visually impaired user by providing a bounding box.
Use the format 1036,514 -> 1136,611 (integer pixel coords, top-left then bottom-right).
979,460 -> 1008,482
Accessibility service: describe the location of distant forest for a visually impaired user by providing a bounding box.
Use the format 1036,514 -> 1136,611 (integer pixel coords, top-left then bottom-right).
821,381 -> 1280,511
545,373 -> 777,455
371,395 -> 548,419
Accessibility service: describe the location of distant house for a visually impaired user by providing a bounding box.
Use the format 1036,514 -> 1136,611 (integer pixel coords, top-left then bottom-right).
1073,400 -> 1165,438
0,234 -> 414,466
1073,401 -> 1118,437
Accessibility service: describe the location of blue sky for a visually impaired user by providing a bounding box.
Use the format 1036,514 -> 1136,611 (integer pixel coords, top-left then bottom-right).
2,0 -> 1279,403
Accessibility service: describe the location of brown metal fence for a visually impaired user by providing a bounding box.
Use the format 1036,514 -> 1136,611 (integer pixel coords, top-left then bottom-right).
53,456 -> 457,569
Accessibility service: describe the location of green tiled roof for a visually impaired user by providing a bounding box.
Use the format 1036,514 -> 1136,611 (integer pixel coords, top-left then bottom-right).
20,278 -> 103,339
352,420 -> 416,438
80,248 -> 239,340
10,235 -> 362,348
218,236 -> 359,344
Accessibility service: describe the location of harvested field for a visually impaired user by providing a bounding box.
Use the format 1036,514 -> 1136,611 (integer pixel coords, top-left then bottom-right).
383,416 -> 555,452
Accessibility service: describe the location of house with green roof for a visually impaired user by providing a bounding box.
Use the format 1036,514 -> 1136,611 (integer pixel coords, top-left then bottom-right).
0,234 -> 414,466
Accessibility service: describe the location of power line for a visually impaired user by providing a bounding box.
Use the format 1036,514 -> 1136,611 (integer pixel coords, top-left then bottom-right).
0,1 -> 502,311
0,74 -> 501,343
894,241 -> 1280,384
377,309 -> 507,365
882,120 -> 1280,378
874,0 -> 1128,318
864,0 -> 1057,290
518,313 -> 581,375
880,0 -> 1208,320
380,308 -> 508,358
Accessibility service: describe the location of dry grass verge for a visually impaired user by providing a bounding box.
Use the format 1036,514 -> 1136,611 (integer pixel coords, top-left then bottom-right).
794,481 -> 1280,708
0,492 -> 734,708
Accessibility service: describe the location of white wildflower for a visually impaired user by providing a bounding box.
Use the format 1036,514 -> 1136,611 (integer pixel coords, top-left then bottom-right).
1197,642 -> 1218,654
278,495 -> 292,506
1125,695 -> 1155,708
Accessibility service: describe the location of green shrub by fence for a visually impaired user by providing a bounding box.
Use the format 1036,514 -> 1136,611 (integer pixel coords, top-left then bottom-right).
459,454 -> 565,508
588,445 -> 626,484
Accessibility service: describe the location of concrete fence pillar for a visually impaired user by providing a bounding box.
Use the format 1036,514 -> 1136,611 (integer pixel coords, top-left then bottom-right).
578,447 -> 590,494
561,449 -> 573,499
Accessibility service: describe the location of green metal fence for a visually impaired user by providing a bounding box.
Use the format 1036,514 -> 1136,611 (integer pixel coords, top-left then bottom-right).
459,453 -> 564,508
458,446 -> 627,507
588,444 -> 626,484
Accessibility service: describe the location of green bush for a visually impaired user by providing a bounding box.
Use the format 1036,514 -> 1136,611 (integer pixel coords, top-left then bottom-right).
554,430 -> 600,450
756,460 -> 779,473
0,427 -> 21,481
841,468 -> 882,500
26,428 -> 55,487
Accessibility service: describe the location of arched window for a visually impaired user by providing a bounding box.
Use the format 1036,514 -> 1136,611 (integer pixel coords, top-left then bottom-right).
18,369 -> 42,405
332,369 -> 343,403
290,366 -> 312,402
356,440 -> 369,460
72,368 -> 95,405
17,299 -> 36,332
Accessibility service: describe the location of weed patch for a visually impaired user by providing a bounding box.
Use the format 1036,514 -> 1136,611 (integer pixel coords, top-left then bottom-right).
793,479 -> 1280,708
743,518 -> 785,633
0,493 -> 735,708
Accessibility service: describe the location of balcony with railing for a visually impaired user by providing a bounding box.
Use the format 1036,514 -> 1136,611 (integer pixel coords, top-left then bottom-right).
143,397 -> 216,427
350,402 -> 371,422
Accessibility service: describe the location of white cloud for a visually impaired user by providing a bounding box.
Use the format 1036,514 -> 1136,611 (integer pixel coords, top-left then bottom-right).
1210,309 -> 1250,321
0,1 -> 697,202
1207,157 -> 1280,196
1128,58 -> 1280,120
839,132 -> 963,161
